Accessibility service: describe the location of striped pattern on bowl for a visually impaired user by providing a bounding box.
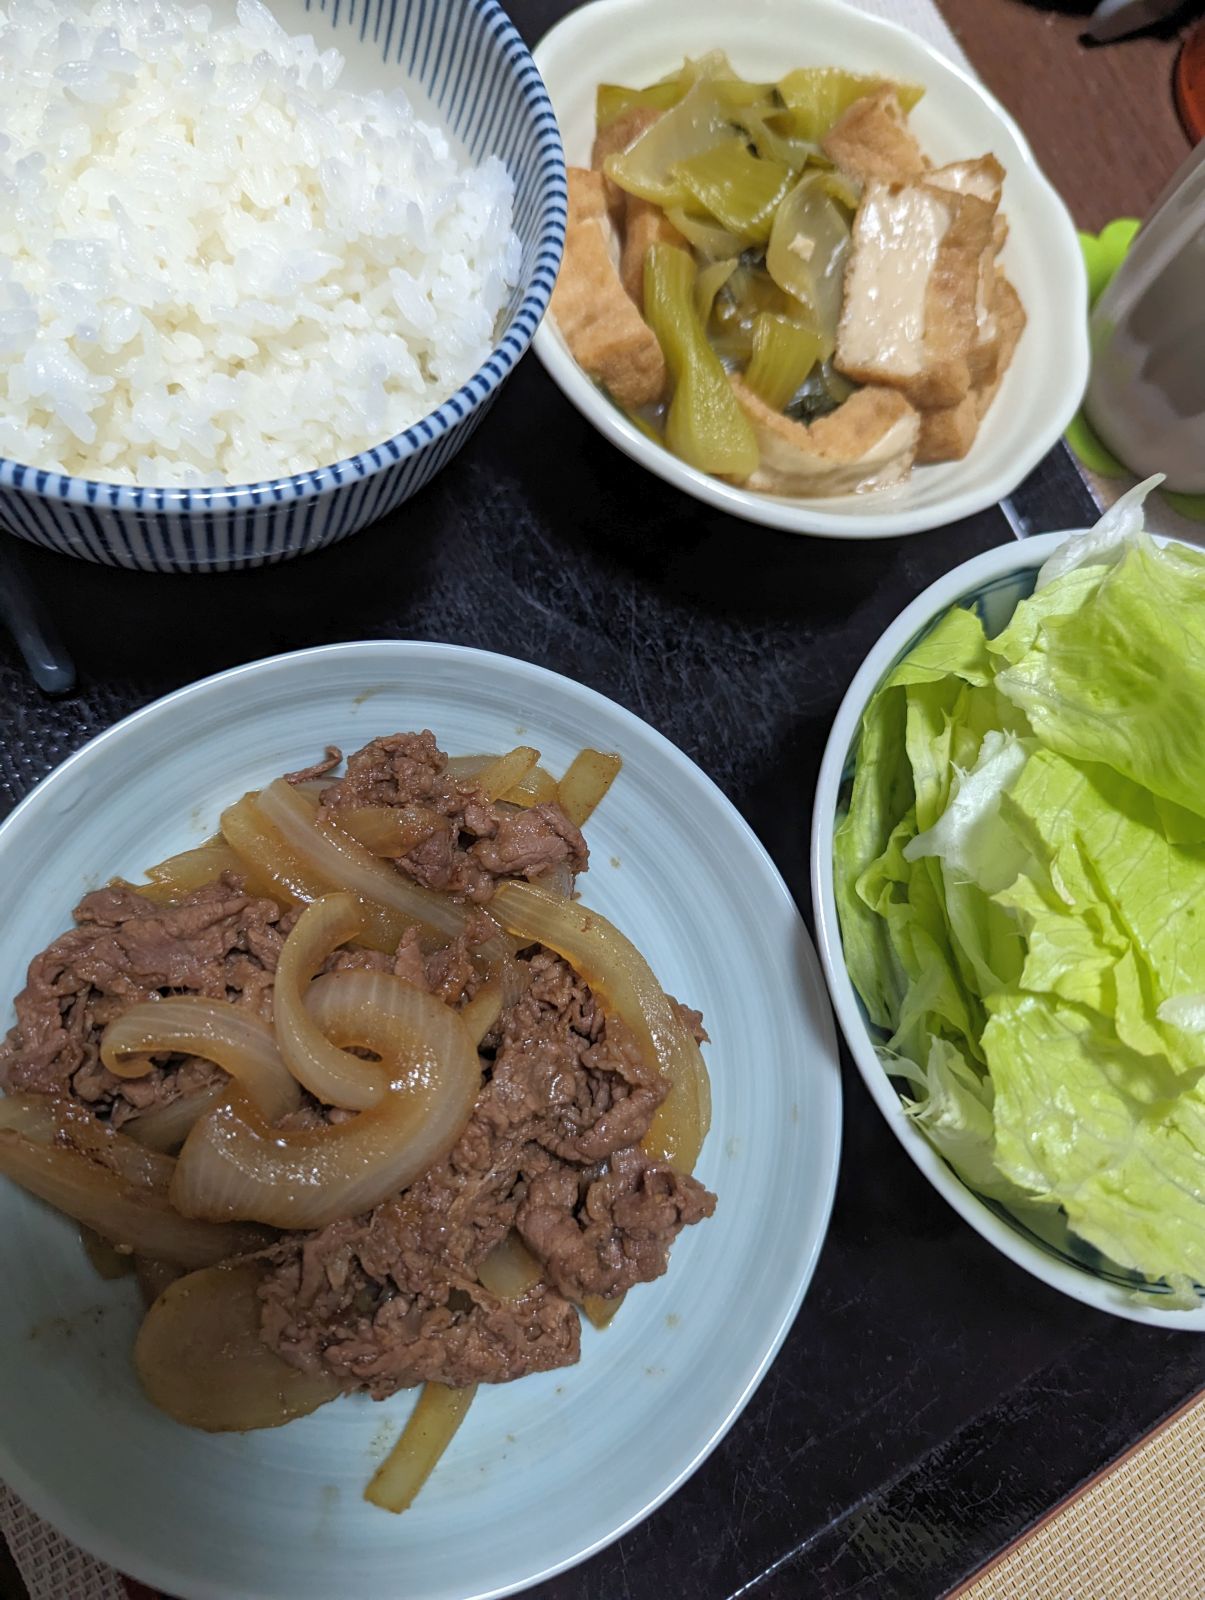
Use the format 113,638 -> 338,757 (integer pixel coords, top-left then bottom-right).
0,0 -> 566,573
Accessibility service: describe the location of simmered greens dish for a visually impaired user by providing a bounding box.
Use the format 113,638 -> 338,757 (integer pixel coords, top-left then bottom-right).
550,53 -> 1026,497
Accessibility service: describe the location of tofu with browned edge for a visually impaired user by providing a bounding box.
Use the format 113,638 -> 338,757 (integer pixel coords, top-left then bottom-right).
821,86 -> 927,186
927,156 -> 1007,386
731,379 -> 920,496
550,168 -> 666,410
916,270 -> 1026,462
592,106 -> 662,228
621,199 -> 685,310
835,178 -> 997,411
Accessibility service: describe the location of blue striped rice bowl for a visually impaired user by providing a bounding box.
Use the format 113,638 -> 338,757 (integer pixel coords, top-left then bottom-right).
0,0 -> 566,573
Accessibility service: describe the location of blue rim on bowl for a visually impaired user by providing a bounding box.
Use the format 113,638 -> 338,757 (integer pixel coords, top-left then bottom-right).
810,529 -> 1205,1329
0,0 -> 568,572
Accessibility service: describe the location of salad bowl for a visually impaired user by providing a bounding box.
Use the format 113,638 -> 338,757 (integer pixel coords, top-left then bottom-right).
812,497 -> 1205,1329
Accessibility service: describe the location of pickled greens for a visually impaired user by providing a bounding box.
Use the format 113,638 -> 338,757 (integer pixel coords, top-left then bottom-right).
777,67 -> 923,138
694,257 -> 739,327
833,488 -> 1205,1300
743,314 -> 830,410
562,47 -> 1015,499
765,171 -> 853,339
602,80 -> 733,208
643,243 -> 758,477
673,138 -> 792,247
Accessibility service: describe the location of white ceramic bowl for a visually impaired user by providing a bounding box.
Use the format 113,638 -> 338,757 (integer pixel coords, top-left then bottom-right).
811,530 -> 1205,1329
0,641 -> 843,1599
532,0 -> 1089,539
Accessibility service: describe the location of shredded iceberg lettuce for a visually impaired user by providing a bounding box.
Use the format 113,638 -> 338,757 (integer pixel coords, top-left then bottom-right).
835,486 -> 1205,1298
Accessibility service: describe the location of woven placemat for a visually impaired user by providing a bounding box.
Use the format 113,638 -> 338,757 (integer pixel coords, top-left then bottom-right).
951,1388 -> 1205,1600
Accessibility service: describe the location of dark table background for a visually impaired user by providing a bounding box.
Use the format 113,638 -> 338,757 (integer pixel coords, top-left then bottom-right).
4,4 -> 1205,1597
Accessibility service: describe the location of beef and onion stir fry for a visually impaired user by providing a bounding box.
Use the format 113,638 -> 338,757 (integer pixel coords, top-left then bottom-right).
0,733 -> 715,1512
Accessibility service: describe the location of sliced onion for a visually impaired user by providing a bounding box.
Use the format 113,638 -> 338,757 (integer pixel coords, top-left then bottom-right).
444,754 -> 559,808
222,792 -> 396,955
0,1093 -> 60,1142
491,883 -> 712,1174
138,837 -> 257,906
474,747 -> 540,802
582,1293 -> 624,1329
172,971 -> 481,1230
765,170 -> 852,339
0,1093 -> 177,1191
502,763 -> 560,807
100,999 -> 301,1123
540,863 -> 575,900
276,894 -> 388,1111
477,1231 -> 542,1300
334,805 -> 448,858
457,981 -> 503,1048
135,1261 -> 343,1431
126,1086 -> 227,1153
0,1129 -> 267,1267
365,1382 -> 477,1513
443,754 -> 497,779
256,779 -> 512,962
556,749 -> 622,828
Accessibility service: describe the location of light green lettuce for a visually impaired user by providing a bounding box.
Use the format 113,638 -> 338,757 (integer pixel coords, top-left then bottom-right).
832,487 -> 1205,1297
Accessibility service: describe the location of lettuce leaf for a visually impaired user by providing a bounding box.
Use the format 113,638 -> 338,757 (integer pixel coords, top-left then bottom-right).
985,992 -> 1205,1285
832,486 -> 1205,1297
997,535 -> 1205,821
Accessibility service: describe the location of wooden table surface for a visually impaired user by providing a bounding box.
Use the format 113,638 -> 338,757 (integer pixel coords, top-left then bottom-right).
941,0 -> 1198,229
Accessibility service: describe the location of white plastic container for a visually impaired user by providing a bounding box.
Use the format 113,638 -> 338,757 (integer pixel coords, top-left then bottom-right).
1085,140 -> 1205,493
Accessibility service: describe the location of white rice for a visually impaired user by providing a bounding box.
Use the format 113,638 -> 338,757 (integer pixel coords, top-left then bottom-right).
0,0 -> 521,486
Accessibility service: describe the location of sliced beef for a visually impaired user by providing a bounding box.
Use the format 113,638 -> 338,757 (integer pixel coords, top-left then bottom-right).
0,876 -> 289,1126
283,746 -> 342,784
0,727 -> 715,1400
259,950 -> 716,1395
259,1204 -> 580,1393
469,804 -> 588,881
517,1145 -> 716,1301
321,731 -> 452,811
319,732 -> 588,901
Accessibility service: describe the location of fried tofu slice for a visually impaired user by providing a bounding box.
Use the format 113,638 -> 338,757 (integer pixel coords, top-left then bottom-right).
926,155 -> 1005,206
567,163 -> 610,230
973,270 -> 1026,413
589,108 -> 686,309
916,271 -> 1026,462
592,106 -> 663,228
821,86 -> 927,186
835,178 -> 997,410
914,392 -> 979,464
731,378 -> 919,496
550,167 -> 666,410
928,156 -> 1008,385
621,199 -> 686,309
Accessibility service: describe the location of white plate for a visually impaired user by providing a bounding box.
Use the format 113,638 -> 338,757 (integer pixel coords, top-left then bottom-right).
532,0 -> 1089,538
0,641 -> 843,1599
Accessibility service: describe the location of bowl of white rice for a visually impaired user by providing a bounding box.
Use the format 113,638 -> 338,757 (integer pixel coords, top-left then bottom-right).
0,0 -> 566,571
